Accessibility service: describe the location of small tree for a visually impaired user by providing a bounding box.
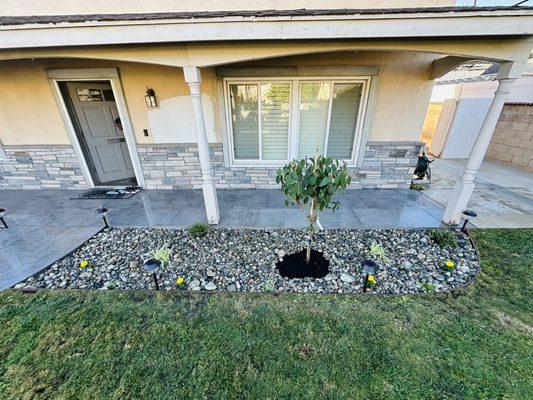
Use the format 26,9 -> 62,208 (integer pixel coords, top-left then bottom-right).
276,155 -> 351,264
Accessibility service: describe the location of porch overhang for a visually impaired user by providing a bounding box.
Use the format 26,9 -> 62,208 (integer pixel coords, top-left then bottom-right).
0,6 -> 532,51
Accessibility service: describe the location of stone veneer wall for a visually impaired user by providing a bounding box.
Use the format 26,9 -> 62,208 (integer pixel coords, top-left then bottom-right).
138,141 -> 423,190
0,145 -> 87,189
485,104 -> 533,172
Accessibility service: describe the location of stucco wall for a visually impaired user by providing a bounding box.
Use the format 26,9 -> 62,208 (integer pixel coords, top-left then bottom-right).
0,51 -> 435,148
0,59 -> 221,146
232,51 -> 437,142
0,1 -> 456,16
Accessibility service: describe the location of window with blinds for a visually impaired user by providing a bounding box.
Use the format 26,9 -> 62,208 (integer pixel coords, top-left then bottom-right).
229,83 -> 290,160
227,78 -> 367,164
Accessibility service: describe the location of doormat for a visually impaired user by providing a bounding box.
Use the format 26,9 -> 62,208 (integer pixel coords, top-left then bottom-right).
71,186 -> 142,200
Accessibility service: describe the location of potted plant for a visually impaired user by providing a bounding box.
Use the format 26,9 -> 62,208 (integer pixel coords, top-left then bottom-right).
275,155 -> 351,278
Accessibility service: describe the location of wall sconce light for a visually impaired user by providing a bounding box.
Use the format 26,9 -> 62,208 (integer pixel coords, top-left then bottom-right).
144,87 -> 157,107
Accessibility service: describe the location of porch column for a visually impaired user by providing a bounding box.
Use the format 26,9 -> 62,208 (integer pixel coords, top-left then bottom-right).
183,66 -> 220,224
442,64 -> 519,224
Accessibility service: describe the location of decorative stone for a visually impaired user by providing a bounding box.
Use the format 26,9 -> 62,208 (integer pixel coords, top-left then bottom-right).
324,273 -> 337,281
340,273 -> 355,283
15,227 -> 479,295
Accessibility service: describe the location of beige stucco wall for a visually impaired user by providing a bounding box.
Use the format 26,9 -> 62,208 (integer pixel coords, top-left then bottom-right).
0,59 -> 221,145
0,0 -> 456,16
0,50 -> 435,147
233,51 -> 437,141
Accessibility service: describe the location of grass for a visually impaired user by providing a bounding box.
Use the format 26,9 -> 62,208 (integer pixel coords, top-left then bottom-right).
0,229 -> 532,399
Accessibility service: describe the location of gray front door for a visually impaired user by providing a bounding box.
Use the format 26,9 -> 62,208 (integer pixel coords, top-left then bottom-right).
66,82 -> 136,184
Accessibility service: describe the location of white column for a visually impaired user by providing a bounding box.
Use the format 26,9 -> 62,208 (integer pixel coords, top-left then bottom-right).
183,66 -> 220,224
442,77 -> 515,224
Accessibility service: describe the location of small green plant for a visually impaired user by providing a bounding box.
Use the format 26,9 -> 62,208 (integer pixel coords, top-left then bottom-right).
146,244 -> 172,266
420,279 -> 436,292
187,222 -> 210,238
442,259 -> 455,272
366,274 -> 378,290
276,155 -> 351,264
430,229 -> 457,248
106,280 -> 118,290
261,281 -> 276,292
369,243 -> 390,264
79,259 -> 93,268
176,276 -> 186,290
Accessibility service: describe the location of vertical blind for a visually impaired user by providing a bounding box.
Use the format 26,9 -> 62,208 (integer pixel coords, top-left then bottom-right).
327,83 -> 363,159
261,83 -> 290,160
230,83 -> 290,160
230,84 -> 259,159
229,80 -> 365,162
298,82 -> 331,159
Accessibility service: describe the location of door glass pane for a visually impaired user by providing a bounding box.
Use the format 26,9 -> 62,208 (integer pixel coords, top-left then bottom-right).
229,84 -> 259,159
298,82 -> 331,158
327,83 -> 363,159
261,83 -> 290,160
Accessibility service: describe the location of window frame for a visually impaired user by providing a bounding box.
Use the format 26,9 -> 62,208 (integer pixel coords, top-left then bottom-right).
223,76 -> 371,167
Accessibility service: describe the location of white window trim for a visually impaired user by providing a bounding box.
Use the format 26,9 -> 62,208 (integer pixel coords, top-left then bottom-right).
224,76 -> 371,167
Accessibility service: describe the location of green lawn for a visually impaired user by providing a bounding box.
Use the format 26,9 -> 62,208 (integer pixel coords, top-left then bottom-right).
0,229 -> 532,399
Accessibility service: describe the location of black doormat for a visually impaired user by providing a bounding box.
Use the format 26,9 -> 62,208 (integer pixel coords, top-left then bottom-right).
71,186 -> 142,200
276,249 -> 329,279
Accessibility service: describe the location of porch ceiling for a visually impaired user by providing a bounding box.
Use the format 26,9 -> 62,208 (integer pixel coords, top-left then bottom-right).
0,37 -> 531,70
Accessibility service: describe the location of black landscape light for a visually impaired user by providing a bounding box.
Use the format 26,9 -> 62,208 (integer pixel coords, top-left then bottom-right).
460,210 -> 477,233
143,258 -> 161,290
361,259 -> 379,292
0,208 -> 7,229
95,207 -> 109,228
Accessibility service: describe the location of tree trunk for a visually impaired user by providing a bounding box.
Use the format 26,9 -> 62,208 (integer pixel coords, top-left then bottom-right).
306,199 -> 316,265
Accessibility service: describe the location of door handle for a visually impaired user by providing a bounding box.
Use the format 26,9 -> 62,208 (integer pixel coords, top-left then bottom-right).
107,138 -> 126,144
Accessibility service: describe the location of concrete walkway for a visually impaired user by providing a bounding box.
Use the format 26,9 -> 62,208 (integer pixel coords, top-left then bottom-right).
0,188 -> 443,289
422,159 -> 533,228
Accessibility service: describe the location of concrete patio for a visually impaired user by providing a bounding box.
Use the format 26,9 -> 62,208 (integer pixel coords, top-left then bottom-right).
0,188 -> 444,289
425,158 -> 533,228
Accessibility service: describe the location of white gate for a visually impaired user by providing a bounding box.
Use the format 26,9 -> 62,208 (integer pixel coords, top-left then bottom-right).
439,98 -> 492,159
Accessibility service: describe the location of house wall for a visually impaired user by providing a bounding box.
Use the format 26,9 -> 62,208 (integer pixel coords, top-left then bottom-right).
1,0 -> 456,16
0,50 -> 433,189
486,104 -> 533,172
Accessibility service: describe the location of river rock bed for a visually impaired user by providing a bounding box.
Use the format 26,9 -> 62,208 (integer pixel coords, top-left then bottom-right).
16,228 -> 480,294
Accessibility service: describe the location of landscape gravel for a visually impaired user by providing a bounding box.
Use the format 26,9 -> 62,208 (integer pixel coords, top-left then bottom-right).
17,227 -> 480,294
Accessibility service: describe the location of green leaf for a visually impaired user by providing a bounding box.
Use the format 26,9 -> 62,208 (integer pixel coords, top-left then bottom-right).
319,177 -> 330,187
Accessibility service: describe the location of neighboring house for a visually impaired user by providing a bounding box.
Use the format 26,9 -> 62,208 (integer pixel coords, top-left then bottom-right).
426,60 -> 533,172
0,1 -> 532,225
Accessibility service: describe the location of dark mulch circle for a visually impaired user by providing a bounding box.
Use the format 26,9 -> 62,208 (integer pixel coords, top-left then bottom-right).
276,249 -> 329,279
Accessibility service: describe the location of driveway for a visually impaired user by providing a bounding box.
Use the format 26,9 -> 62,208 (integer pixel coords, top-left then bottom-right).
422,158 -> 533,228
0,188 -> 443,289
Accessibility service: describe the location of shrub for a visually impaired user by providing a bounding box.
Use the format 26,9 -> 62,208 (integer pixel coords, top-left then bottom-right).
187,222 -> 210,238
430,229 -> 457,248
276,155 -> 351,264
369,243 -> 390,264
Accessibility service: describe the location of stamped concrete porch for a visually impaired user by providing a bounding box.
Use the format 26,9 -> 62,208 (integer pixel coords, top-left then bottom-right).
0,188 -> 443,289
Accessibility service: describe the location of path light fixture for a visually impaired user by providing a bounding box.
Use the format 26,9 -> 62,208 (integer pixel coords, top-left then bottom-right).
0,208 -> 7,229
143,258 -> 161,290
460,210 -> 477,233
361,259 -> 379,292
144,87 -> 157,108
95,207 -> 109,228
